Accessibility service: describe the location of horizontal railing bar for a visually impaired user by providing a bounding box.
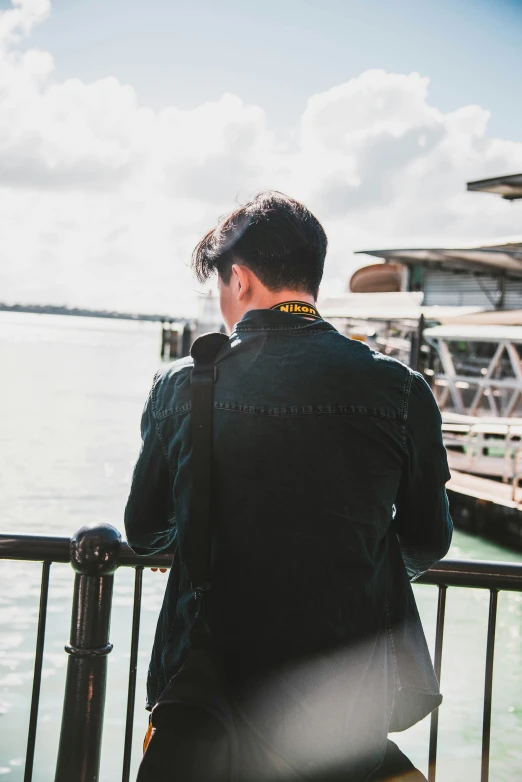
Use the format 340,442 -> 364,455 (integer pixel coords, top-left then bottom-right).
0,534 -> 71,563
0,533 -> 174,568
2,533 -> 522,591
417,559 -> 522,592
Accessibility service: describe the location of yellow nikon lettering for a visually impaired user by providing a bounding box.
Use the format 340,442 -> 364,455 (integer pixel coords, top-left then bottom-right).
270,301 -> 321,320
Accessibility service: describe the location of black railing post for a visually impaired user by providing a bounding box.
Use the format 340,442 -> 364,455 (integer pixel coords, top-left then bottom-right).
122,566 -> 144,782
181,322 -> 192,357
54,523 -> 121,782
428,584 -> 447,782
409,313 -> 425,372
160,320 -> 166,359
481,589 -> 499,782
24,560 -> 51,782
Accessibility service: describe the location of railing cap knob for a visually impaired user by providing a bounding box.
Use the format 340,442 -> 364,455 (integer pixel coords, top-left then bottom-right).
70,523 -> 121,575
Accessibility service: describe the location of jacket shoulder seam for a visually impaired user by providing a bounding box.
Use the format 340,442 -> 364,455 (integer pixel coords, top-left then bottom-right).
150,375 -> 175,470
400,369 -> 414,454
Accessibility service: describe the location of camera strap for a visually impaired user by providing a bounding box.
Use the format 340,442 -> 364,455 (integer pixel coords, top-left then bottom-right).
270,300 -> 322,320
183,331 -> 229,597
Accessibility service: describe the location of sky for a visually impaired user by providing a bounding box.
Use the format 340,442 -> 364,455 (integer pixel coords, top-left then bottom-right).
1,0 -> 522,316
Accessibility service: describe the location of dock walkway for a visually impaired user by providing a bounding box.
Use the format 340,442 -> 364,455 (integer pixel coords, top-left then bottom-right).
449,470 -> 520,508
447,470 -> 522,551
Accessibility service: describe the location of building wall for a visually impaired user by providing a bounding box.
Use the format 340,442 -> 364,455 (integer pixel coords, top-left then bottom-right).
418,267 -> 522,309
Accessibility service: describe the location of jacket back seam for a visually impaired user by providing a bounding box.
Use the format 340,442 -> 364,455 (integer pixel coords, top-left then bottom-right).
233,325 -> 334,334
153,403 -> 403,420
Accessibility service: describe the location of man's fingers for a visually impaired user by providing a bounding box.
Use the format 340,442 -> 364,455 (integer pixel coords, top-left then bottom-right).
150,568 -> 168,573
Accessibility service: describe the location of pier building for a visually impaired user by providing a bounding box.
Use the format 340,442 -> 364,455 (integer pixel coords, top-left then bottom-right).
353,237 -> 522,310
332,173 -> 522,549
350,171 -> 522,311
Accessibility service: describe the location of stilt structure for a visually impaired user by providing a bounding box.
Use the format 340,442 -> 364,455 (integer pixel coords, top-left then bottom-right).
161,321 -> 193,359
424,324 -> 522,418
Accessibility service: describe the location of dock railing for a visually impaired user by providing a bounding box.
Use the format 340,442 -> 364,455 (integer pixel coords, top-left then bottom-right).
1,523 -> 522,782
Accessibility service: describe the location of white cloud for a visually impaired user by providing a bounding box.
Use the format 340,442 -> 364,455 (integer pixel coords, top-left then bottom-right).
0,0 -> 49,44
1,0 -> 522,315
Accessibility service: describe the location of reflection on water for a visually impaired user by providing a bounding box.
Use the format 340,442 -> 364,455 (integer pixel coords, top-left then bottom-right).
0,312 -> 521,781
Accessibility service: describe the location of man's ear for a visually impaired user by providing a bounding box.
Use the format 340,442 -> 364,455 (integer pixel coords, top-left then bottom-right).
231,264 -> 251,301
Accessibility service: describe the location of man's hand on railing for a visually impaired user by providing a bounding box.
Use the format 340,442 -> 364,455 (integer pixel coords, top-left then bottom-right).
150,568 -> 168,573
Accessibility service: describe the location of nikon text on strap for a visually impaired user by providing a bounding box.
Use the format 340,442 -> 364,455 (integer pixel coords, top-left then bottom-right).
270,301 -> 321,320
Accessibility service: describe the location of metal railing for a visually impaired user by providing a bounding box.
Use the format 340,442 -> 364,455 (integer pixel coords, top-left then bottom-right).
416,559 -> 522,782
1,524 -> 522,782
0,524 -> 172,782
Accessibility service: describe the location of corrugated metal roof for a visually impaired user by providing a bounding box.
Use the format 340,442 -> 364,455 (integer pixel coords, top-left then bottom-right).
422,269 -> 499,308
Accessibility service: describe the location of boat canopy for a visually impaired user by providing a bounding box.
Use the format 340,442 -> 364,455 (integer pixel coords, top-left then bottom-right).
467,173 -> 522,201
435,309 -> 522,326
424,324 -> 522,343
443,412 -> 522,427
355,237 -> 522,276
442,421 -> 522,436
318,292 -> 483,322
318,292 -> 422,320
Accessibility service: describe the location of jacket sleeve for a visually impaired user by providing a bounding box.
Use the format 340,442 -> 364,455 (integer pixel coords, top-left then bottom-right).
393,371 -> 453,580
124,375 -> 176,555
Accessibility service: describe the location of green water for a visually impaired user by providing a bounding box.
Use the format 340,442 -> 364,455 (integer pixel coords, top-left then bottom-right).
0,312 -> 521,781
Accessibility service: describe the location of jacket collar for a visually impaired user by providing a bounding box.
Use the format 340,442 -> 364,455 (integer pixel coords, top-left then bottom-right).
232,308 -> 336,334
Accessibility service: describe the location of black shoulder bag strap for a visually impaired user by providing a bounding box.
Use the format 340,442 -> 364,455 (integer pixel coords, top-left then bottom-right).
184,332 -> 229,623
139,333 -> 233,782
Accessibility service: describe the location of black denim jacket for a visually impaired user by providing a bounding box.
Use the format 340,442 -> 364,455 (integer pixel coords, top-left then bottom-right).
125,309 -> 452,743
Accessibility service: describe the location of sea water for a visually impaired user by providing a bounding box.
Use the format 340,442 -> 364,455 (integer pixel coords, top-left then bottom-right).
0,311 -> 521,781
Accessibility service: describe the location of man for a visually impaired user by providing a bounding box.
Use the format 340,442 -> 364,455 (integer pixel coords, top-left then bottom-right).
125,191 -> 453,781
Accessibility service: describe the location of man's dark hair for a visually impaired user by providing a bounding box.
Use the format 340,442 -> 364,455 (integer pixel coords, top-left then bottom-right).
191,191 -> 327,298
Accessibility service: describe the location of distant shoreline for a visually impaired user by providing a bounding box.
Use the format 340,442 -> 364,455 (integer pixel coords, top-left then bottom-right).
0,303 -> 186,324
